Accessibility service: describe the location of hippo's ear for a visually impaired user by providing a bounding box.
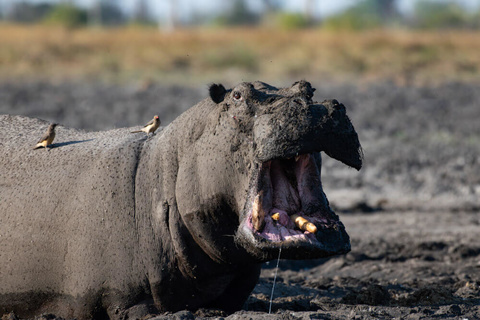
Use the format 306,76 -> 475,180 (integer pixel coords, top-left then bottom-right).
291,80 -> 316,100
209,84 -> 227,104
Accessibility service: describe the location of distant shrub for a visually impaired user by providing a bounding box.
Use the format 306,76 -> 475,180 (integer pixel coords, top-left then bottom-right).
321,0 -> 399,31
471,11 -> 480,29
323,11 -> 381,31
43,4 -> 87,28
414,1 -> 470,29
92,3 -> 127,26
7,3 -> 53,23
274,12 -> 310,30
211,0 -> 259,26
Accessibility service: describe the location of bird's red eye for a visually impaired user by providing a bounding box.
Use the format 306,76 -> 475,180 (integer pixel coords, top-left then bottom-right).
233,92 -> 241,100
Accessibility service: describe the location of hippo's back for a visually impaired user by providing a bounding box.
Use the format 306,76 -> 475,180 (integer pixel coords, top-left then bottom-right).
0,115 -> 146,312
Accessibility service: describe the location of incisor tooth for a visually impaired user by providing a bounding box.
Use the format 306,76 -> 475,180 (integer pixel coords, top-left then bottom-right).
290,214 -> 317,234
252,193 -> 266,232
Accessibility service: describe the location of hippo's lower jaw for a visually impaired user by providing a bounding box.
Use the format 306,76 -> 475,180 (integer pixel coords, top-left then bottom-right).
237,153 -> 350,261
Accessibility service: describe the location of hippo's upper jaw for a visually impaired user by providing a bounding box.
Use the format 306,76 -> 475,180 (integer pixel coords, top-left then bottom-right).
209,80 -> 363,262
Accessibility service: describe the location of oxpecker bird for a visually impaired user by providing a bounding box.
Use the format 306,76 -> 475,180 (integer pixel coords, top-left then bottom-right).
33,123 -> 57,151
131,115 -> 161,137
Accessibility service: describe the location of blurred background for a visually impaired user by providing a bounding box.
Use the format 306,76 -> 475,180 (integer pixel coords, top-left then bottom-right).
1,0 -> 480,85
0,0 -> 479,211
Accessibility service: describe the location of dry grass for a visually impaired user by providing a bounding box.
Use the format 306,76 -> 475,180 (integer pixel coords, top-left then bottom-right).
1,24 -> 480,85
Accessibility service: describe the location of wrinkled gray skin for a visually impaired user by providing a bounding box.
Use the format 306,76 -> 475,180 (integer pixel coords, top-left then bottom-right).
0,81 -> 362,319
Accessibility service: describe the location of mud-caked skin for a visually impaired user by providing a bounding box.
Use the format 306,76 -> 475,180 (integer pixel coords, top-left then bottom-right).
0,80 -> 363,319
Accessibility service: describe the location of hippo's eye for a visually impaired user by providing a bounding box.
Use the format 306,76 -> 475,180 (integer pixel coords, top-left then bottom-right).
233,91 -> 242,101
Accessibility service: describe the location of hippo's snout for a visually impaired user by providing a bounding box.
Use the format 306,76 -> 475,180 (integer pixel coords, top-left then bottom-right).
253,98 -> 363,171
311,99 -> 363,170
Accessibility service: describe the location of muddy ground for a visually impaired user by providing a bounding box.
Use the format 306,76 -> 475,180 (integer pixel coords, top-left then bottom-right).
1,80 -> 479,319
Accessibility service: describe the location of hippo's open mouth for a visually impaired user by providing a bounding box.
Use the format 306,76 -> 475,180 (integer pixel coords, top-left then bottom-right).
238,153 -> 350,260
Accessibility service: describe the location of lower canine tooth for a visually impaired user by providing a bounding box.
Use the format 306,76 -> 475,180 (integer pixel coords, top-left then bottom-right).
295,155 -> 300,162
252,193 -> 266,232
271,212 -> 280,221
290,214 -> 317,234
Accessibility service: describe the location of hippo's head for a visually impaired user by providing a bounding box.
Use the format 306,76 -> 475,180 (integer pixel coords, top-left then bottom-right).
173,81 -> 362,263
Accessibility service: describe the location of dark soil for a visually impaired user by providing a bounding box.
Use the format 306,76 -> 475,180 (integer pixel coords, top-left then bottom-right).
1,80 -> 479,319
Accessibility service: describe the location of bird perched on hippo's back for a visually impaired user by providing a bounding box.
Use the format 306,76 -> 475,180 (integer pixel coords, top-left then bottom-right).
131,115 -> 160,136
33,123 -> 57,150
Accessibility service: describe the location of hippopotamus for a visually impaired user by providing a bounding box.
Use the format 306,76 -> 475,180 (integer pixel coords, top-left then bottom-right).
0,80 -> 362,319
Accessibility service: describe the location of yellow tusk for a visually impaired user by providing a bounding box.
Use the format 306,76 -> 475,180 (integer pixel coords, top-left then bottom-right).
290,214 -> 317,234
252,193 -> 265,231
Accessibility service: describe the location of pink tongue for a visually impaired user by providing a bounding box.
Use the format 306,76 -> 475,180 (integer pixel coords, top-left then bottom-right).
270,160 -> 300,213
